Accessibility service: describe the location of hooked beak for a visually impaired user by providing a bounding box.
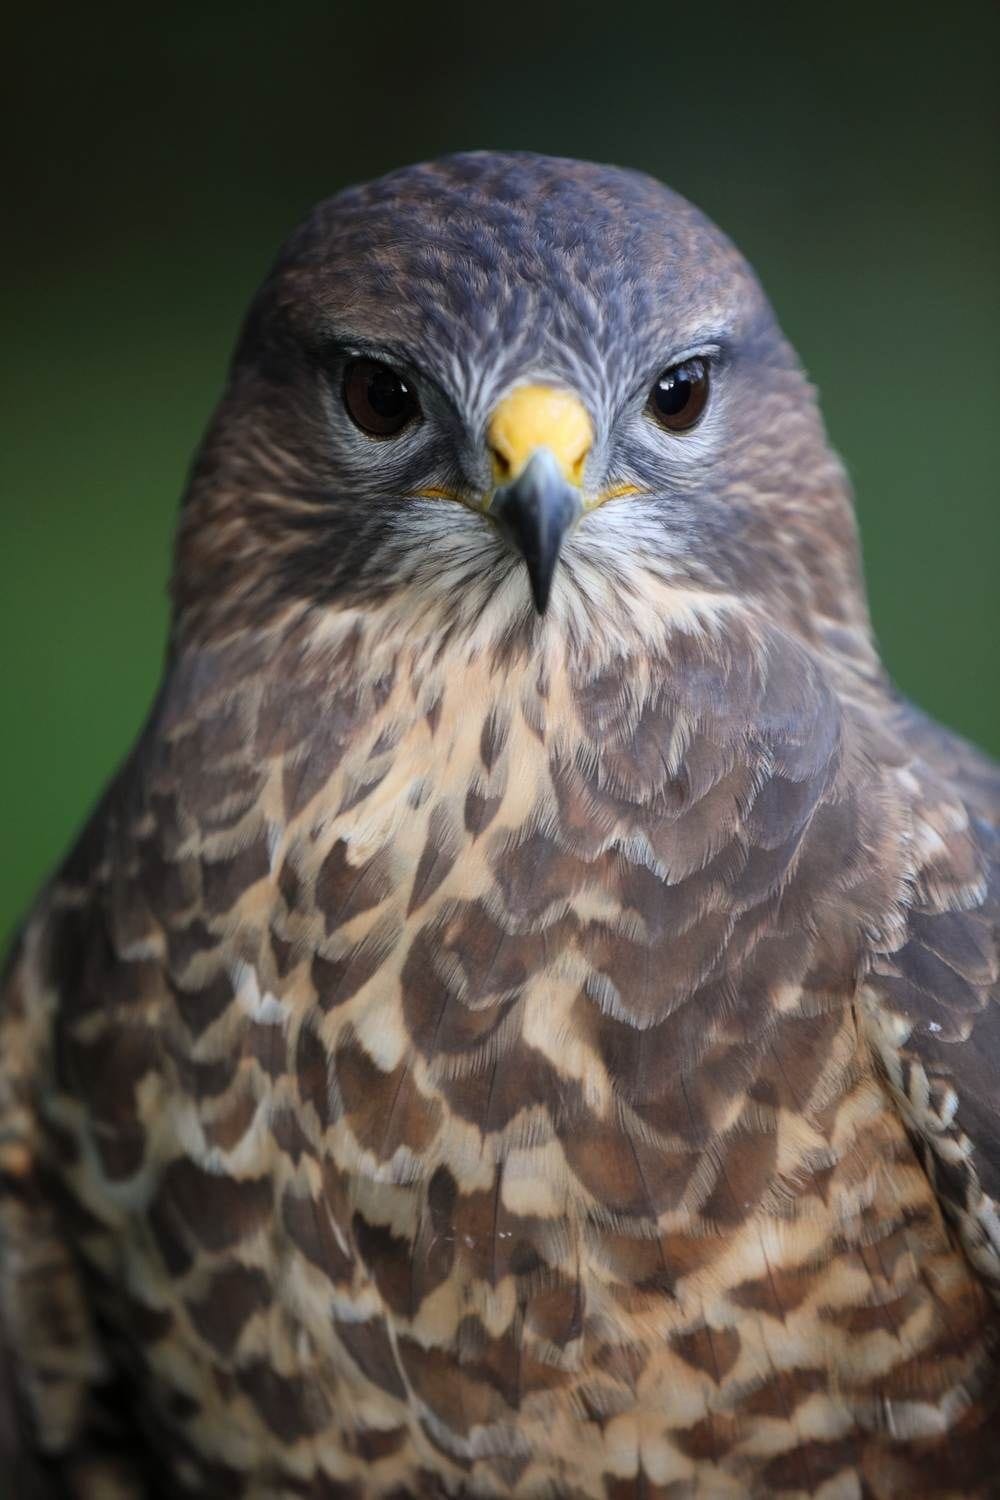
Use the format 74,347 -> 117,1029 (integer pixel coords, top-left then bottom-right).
485,385 -> 592,614
489,450 -> 583,614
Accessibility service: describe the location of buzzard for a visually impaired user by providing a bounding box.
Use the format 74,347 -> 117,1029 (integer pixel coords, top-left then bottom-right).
2,153 -> 998,1498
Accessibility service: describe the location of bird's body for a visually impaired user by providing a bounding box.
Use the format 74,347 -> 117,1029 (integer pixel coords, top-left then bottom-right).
2,154 -> 998,1498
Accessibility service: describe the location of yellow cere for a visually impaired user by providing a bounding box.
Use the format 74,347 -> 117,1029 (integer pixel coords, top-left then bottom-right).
487,385 -> 593,486
410,389 -> 643,513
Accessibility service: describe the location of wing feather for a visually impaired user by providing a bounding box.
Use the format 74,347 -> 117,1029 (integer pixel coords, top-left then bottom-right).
863,702 -> 1000,1295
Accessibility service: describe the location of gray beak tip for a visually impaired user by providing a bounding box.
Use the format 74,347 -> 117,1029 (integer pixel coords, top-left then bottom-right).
488,449 -> 583,616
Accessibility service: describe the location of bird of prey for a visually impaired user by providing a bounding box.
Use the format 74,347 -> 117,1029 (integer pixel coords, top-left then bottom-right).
2,152 -> 998,1500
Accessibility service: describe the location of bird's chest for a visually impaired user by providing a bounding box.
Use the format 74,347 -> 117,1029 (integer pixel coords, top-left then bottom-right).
55,654 -> 1000,1493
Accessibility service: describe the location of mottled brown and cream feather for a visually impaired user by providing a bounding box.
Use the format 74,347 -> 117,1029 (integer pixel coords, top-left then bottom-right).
2,153 -> 997,1498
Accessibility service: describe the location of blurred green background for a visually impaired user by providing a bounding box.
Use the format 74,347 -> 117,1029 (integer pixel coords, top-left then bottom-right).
2,0 -> 997,948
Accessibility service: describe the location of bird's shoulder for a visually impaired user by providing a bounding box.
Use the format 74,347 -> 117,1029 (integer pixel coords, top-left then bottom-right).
861,697 -> 1000,1296
890,697 -> 1000,824
0,754 -> 156,1492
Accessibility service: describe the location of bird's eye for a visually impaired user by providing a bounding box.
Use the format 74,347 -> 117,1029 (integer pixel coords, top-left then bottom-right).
646,357 -> 710,433
343,359 -> 420,438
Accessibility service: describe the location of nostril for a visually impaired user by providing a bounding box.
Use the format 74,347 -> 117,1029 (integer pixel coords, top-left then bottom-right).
569,446 -> 590,485
489,446 -> 513,482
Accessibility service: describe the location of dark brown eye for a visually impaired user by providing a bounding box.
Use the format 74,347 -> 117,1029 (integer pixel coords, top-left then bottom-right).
343,358 -> 419,437
647,357 -> 710,432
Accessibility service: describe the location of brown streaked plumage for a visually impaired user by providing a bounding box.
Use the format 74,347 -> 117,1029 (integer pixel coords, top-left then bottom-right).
2,152 -> 998,1498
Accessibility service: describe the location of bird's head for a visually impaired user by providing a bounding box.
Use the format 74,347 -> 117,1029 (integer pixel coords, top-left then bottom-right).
174,153 -> 868,662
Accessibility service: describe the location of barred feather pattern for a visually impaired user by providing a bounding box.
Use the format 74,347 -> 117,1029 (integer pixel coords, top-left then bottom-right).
2,593 -> 998,1499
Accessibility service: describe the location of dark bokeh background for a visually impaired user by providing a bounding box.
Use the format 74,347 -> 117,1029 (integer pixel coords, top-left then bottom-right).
2,0 -> 997,946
